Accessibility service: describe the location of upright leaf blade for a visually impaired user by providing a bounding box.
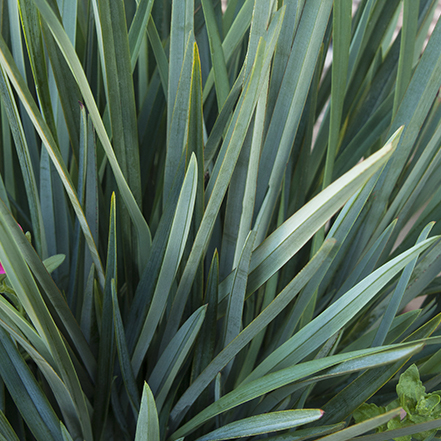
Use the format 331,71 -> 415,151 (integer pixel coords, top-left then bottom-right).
131,154 -> 198,376
31,0 -> 152,271
98,0 -> 142,206
92,193 -> 117,440
135,383 -> 160,441
0,32 -> 105,287
170,239 -> 335,427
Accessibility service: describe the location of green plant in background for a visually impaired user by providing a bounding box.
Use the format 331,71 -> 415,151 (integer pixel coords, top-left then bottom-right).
1,0 -> 441,439
354,364 -> 441,441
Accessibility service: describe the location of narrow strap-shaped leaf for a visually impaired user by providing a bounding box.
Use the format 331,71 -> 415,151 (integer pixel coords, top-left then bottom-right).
244,0 -> 275,78
97,0 -> 143,282
112,279 -> 140,416
135,383 -> 160,441
0,32 -> 105,287
203,67 -> 244,168
316,314 -> 441,427
205,9 -> 284,205
149,305 -> 206,412
92,193 -> 117,440
392,181 -> 441,257
372,221 -> 435,347
50,162 -> 71,286
3,221 -> 95,391
219,119 -> 253,279
83,112 -> 98,287
164,33 -> 196,205
322,0 -> 351,190
203,0 -> 254,102
167,0 -> 194,135
234,275 -> 278,387
163,27 -> 282,351
254,0 -> 333,236
397,237 -> 441,310
161,38 -> 267,348
39,149 -> 57,258
343,310 -> 420,354
0,326 -> 61,440
265,0 -> 303,124
0,317 -> 84,439
237,129 -> 401,300
261,423 -> 346,441
0,412 -> 20,441
41,15 -> 82,160
128,0 -> 155,71
0,197 -> 97,379
309,18 -> 401,194
354,417 -> 441,441
222,0 -> 240,34
58,0 -> 77,44
131,154 -> 198,376
89,0 -> 108,101
67,103 -> 88,308
7,0 -> 40,185
366,15 -> 441,244
185,41 -> 205,319
80,264 -> 96,345
333,93 -> 394,179
0,295 -> 55,366
0,158 -> 9,212
186,43 -> 204,209
346,0 -> 376,84
17,0 -> 57,137
195,409 -> 324,441
223,231 -> 256,349
0,203 -> 93,439
244,236 -> 437,384
310,175 -> 382,308
147,16 -> 169,95
392,0 -> 419,118
201,0 -> 229,108
135,30 -> 148,108
98,0 -> 142,206
170,239 -> 335,428
413,0 -> 439,64
274,244 -> 339,348
170,344 -> 422,440
254,338 -> 416,415
0,64 -> 46,257
60,423 -> 74,441
31,0 -> 152,271
191,251 -> 219,383
333,219 -> 397,301
233,66 -> 269,262
377,118 -> 441,247
124,148 -> 187,355
317,408 -> 402,441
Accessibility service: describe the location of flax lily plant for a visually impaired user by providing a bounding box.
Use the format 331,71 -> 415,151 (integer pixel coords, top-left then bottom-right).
0,0 -> 441,440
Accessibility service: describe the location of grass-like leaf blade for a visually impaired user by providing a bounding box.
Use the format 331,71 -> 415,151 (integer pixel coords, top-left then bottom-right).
195,409 -> 324,441
135,383 -> 160,441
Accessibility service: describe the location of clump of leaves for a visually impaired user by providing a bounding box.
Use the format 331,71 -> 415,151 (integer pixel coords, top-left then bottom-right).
1,0 -> 441,440
354,364 -> 441,440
